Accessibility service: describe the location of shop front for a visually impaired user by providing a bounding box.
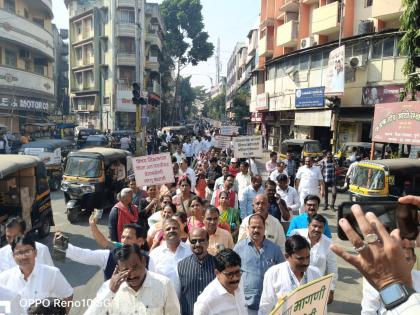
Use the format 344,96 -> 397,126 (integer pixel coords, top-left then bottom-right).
294,109 -> 332,150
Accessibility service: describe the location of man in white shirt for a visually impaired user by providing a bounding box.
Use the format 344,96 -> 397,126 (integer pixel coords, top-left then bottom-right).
194,249 -> 248,315
289,214 -> 337,303
214,165 -> 229,191
182,138 -> 194,165
269,161 -> 288,182
120,134 -> 131,150
0,234 -> 73,313
85,244 -> 180,315
192,136 -> 202,157
173,145 -> 187,164
275,174 -> 301,215
179,158 -> 197,192
149,218 -> 192,297
238,194 -> 286,253
0,217 -> 54,272
361,247 -> 420,315
0,284 -> 24,315
258,235 -> 323,314
295,157 -> 324,214
234,161 -> 252,199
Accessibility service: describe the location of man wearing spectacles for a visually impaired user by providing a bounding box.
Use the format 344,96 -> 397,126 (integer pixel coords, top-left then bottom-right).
194,249 -> 248,315
234,214 -> 284,315
178,228 -> 216,315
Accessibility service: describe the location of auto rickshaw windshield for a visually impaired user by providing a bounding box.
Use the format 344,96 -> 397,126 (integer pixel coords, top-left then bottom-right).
352,166 -> 385,190
64,157 -> 101,178
304,142 -> 321,153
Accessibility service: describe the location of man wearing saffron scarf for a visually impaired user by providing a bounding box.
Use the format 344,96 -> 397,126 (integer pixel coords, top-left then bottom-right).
109,188 -> 139,242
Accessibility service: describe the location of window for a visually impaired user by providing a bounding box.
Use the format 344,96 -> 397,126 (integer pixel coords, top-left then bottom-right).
382,37 -> 395,57
310,52 -> 322,68
4,0 -> 15,13
299,54 -> 309,71
5,50 -> 17,67
33,18 -> 44,28
268,65 -> 276,80
75,72 -> 82,84
371,39 -> 382,59
119,9 -> 135,24
86,44 -> 93,57
34,62 -> 44,75
75,47 -> 82,60
76,22 -> 82,35
365,0 -> 373,7
86,70 -> 94,83
86,18 -> 93,31
119,38 -> 135,54
396,35 -> 406,56
276,62 -> 284,78
322,49 -> 332,66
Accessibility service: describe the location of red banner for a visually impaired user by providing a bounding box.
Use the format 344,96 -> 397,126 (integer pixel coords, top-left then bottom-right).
372,101 -> 420,145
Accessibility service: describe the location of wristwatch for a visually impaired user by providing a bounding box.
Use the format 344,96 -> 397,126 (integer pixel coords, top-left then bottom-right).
379,282 -> 416,310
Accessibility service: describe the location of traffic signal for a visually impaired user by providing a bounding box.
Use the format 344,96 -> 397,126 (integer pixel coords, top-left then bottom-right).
132,82 -> 147,105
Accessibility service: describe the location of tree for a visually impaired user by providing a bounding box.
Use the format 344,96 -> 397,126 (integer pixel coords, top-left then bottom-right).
160,0 -> 214,123
203,92 -> 225,120
398,0 -> 420,100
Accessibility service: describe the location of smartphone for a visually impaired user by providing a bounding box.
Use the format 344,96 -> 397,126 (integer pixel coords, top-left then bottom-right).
338,201 -> 419,241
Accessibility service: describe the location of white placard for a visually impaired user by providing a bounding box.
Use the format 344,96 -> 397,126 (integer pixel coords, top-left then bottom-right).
233,136 -> 263,158
214,135 -> 231,149
132,153 -> 175,186
220,125 -> 239,136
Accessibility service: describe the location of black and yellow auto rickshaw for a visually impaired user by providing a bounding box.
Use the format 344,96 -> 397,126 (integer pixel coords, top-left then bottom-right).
334,142 -> 383,167
349,158 -> 420,202
61,147 -> 131,223
0,155 -> 54,245
19,139 -> 74,191
279,139 -> 323,163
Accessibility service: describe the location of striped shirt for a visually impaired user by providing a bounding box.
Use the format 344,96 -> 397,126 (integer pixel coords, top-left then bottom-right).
177,254 -> 216,315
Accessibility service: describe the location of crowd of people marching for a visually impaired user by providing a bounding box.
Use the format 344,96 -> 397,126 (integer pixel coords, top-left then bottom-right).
1,123 -> 420,315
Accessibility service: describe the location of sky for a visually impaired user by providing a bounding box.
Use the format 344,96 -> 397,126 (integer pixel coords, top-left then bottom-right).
52,0 -> 260,89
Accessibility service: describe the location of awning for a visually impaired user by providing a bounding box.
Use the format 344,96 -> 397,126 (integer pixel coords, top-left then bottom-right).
295,110 -> 332,127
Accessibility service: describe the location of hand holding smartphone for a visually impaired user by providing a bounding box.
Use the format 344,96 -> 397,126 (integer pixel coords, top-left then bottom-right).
338,201 -> 419,241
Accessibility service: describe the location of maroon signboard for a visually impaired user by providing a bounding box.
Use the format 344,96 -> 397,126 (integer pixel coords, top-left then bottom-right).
372,101 -> 420,145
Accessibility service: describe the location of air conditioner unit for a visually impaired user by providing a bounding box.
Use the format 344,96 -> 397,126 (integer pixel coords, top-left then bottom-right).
300,36 -> 316,49
19,49 -> 30,59
349,55 -> 367,68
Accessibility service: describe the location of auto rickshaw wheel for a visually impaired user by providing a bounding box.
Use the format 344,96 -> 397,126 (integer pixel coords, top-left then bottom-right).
67,209 -> 79,223
39,216 -> 51,237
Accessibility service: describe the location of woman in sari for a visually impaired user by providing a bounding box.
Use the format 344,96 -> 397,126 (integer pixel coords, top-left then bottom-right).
217,190 -> 241,242
187,196 -> 205,230
172,177 -> 194,216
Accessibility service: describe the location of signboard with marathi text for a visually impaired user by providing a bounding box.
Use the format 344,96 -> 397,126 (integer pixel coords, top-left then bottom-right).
372,101 -> 420,145
132,153 -> 175,187
270,274 -> 333,315
232,135 -> 262,158
295,87 -> 325,108
220,125 -> 240,136
214,135 -> 231,149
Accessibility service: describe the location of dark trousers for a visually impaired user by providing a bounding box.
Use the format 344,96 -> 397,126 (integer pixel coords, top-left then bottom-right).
324,181 -> 337,207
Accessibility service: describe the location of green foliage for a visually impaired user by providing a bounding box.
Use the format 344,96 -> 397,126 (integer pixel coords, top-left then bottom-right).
398,0 -> 420,100
230,89 -> 250,127
203,92 -> 226,120
160,0 -> 214,65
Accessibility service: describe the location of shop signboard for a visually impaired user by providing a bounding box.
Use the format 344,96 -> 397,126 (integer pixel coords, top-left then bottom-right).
295,110 -> 332,127
372,101 -> 420,145
256,93 -> 269,111
232,135 -> 263,158
132,153 -> 175,186
0,95 -> 52,112
362,85 -> 407,106
116,90 -> 136,112
295,87 -> 325,108
269,274 -> 332,315
324,45 -> 345,96
251,112 -> 263,122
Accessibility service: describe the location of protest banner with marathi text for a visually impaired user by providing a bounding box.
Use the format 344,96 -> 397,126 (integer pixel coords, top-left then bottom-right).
132,153 -> 175,187
214,135 -> 231,149
232,135 -> 262,158
270,274 -> 333,315
220,125 -> 240,136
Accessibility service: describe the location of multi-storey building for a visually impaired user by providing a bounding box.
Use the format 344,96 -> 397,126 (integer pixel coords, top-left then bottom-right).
52,26 -> 69,115
252,0 -> 406,151
226,26 -> 259,129
0,0 -> 55,132
66,0 -> 164,131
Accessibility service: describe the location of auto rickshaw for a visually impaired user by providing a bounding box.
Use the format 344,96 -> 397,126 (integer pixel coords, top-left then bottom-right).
349,158 -> 420,202
0,155 -> 54,245
334,142 -> 383,167
55,123 -> 76,141
82,135 -> 109,148
19,140 -> 74,191
279,139 -> 323,163
61,147 -> 131,223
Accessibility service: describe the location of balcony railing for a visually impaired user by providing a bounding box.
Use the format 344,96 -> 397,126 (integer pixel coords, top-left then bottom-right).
372,0 -> 403,22
116,54 -> 136,66
0,9 -> 54,58
279,0 -> 299,13
116,0 -> 135,7
312,1 -> 340,36
258,35 -> 273,58
276,20 -> 299,47
146,32 -> 162,51
116,24 -> 136,37
0,66 -> 54,95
